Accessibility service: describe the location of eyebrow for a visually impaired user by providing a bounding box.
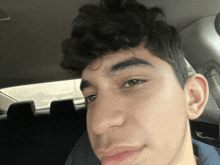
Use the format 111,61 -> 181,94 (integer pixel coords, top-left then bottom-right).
80,80 -> 91,91
80,58 -> 156,91
109,57 -> 156,74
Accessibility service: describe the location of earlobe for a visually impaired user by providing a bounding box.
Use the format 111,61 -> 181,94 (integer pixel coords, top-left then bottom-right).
185,74 -> 209,120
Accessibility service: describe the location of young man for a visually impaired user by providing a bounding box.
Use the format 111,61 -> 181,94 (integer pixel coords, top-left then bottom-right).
60,0 -> 220,164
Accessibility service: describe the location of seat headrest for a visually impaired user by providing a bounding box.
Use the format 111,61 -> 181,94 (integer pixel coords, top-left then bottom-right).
50,99 -> 77,117
7,101 -> 35,121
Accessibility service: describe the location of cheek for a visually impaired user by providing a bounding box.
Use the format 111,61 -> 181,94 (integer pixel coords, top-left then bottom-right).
86,111 -> 94,145
128,84 -> 188,144
86,112 -> 101,155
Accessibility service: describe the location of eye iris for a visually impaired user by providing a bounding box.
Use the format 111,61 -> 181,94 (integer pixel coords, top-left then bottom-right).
86,95 -> 96,103
133,80 -> 138,83
130,79 -> 140,85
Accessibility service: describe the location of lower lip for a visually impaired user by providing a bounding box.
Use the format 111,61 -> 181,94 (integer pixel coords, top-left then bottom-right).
102,148 -> 143,164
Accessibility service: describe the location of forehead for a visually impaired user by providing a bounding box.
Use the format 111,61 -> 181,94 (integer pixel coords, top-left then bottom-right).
82,45 -> 171,79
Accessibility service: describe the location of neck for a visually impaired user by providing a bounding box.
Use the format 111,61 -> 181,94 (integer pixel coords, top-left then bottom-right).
170,120 -> 197,165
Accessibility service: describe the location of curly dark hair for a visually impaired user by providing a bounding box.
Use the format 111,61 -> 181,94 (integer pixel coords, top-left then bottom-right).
60,0 -> 188,88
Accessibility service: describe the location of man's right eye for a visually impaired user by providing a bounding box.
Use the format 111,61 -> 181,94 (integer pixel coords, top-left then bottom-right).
85,95 -> 96,104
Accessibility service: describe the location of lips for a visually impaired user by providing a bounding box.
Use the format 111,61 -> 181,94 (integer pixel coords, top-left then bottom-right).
99,146 -> 144,164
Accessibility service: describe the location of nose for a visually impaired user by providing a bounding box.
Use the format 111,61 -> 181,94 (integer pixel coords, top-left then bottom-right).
87,91 -> 126,135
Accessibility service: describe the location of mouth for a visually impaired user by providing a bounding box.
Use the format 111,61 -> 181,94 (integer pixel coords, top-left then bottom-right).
101,146 -> 144,164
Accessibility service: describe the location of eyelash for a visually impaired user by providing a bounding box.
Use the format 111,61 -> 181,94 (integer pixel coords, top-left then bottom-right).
122,79 -> 146,88
85,79 -> 146,104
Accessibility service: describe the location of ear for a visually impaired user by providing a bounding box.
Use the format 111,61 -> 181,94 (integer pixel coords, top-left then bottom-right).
184,74 -> 209,120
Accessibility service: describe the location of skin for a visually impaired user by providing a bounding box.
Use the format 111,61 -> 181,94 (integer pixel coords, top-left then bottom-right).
81,43 -> 209,165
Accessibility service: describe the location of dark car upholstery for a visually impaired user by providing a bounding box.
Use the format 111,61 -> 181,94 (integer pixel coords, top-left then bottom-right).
0,100 -> 86,165
65,131 -> 100,165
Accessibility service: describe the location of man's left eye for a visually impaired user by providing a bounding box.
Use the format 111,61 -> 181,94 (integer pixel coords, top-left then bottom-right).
123,79 -> 146,88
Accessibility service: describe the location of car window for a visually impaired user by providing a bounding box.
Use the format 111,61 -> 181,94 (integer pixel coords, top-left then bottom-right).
0,79 -> 84,110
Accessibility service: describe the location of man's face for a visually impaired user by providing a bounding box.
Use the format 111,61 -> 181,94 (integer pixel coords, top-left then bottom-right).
81,45 -> 189,165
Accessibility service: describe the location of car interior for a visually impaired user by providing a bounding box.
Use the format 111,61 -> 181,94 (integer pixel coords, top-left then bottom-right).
1,0 -> 220,164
